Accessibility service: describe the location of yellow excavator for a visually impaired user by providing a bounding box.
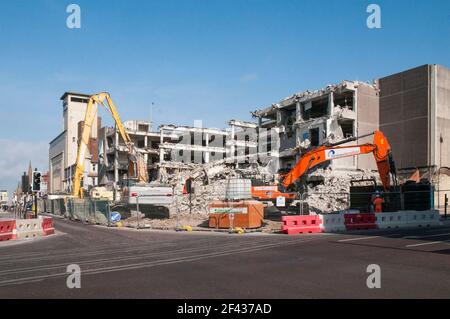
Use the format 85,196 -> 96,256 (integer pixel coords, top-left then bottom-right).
72,92 -> 148,198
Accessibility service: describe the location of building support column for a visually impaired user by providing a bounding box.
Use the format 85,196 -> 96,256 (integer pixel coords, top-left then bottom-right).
114,125 -> 119,184
204,133 -> 210,163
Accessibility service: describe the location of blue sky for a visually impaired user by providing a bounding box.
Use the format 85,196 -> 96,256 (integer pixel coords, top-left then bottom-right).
0,0 -> 449,194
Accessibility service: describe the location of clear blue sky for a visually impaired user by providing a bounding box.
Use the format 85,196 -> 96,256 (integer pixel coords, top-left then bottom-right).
0,0 -> 449,194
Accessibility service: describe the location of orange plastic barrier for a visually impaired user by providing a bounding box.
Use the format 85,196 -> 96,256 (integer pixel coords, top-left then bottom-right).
281,215 -> 322,235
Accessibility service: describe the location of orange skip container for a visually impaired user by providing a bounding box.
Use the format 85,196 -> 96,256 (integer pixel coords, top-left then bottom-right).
208,200 -> 264,229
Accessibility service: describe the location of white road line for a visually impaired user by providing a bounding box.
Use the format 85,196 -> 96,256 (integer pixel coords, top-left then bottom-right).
0,239 -> 309,287
405,240 -> 450,248
337,234 -> 402,242
338,236 -> 381,242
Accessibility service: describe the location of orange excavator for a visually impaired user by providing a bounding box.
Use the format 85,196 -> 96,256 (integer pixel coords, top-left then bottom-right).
251,130 -> 397,203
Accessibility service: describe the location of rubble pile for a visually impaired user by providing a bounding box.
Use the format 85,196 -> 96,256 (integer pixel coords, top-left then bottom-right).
305,168 -> 379,214
163,162 -> 270,216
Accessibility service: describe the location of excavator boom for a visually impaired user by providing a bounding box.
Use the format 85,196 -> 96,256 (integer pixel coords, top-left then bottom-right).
281,131 -> 393,191
72,93 -> 148,198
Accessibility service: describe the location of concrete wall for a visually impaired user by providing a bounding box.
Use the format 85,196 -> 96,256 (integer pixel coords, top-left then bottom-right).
379,65 -> 430,169
433,65 -> 450,170
356,83 -> 380,170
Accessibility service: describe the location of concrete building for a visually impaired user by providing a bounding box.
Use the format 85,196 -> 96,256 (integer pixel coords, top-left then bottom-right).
227,119 -> 258,165
379,64 -> 450,207
98,121 -> 232,186
379,64 -> 450,171
49,92 -> 99,193
159,124 -> 229,169
251,80 -> 379,172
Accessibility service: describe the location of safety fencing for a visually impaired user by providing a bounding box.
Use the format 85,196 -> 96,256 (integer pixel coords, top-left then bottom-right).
281,215 -> 322,234
40,198 -> 111,226
0,216 -> 55,241
281,210 -> 442,235
66,199 -> 110,225
300,189 -> 436,215
344,213 -> 377,231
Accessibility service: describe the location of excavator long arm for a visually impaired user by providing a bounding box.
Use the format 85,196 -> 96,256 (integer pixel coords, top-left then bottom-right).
281,131 -> 393,191
72,93 -> 148,198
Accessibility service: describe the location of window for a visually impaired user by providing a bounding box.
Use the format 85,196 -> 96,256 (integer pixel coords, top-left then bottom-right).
138,124 -> 149,132
310,128 -> 319,146
338,119 -> 354,138
70,97 -> 89,104
333,91 -> 354,110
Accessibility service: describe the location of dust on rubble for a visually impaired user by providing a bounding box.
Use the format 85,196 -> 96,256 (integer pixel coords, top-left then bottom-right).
122,163 -> 379,231
305,168 -> 378,214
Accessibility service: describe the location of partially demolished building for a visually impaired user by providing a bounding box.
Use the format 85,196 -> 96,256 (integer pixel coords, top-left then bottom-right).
251,80 -> 380,173
98,120 -> 256,186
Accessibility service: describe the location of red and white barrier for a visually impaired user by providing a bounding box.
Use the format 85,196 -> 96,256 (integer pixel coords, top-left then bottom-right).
319,214 -> 346,232
404,210 -> 442,228
280,209 -> 444,235
0,219 -> 16,241
375,212 -> 407,229
41,216 -> 55,236
281,215 -> 322,235
344,213 -> 378,231
0,216 -> 55,242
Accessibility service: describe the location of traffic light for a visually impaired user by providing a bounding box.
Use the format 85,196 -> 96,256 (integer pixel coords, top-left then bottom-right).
32,171 -> 41,192
183,178 -> 193,194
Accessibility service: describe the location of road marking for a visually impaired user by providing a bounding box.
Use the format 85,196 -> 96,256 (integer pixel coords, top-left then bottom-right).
338,236 -> 381,242
0,236 -> 303,276
337,234 -> 402,242
405,240 -> 450,248
0,238 -> 312,287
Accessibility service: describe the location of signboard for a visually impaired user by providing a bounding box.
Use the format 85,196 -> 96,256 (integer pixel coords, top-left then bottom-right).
110,212 -> 121,223
276,196 -> 286,207
325,147 -> 360,160
209,207 -> 248,214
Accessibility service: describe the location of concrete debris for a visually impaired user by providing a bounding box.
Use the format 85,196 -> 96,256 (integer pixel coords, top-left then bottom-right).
124,160 -> 380,229
160,161 -> 270,216
305,167 -> 379,214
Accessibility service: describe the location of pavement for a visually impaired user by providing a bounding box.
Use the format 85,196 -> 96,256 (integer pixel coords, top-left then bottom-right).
0,216 -> 450,298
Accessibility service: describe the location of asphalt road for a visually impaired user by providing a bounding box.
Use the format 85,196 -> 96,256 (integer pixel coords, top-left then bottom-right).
1,216 -> 450,298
